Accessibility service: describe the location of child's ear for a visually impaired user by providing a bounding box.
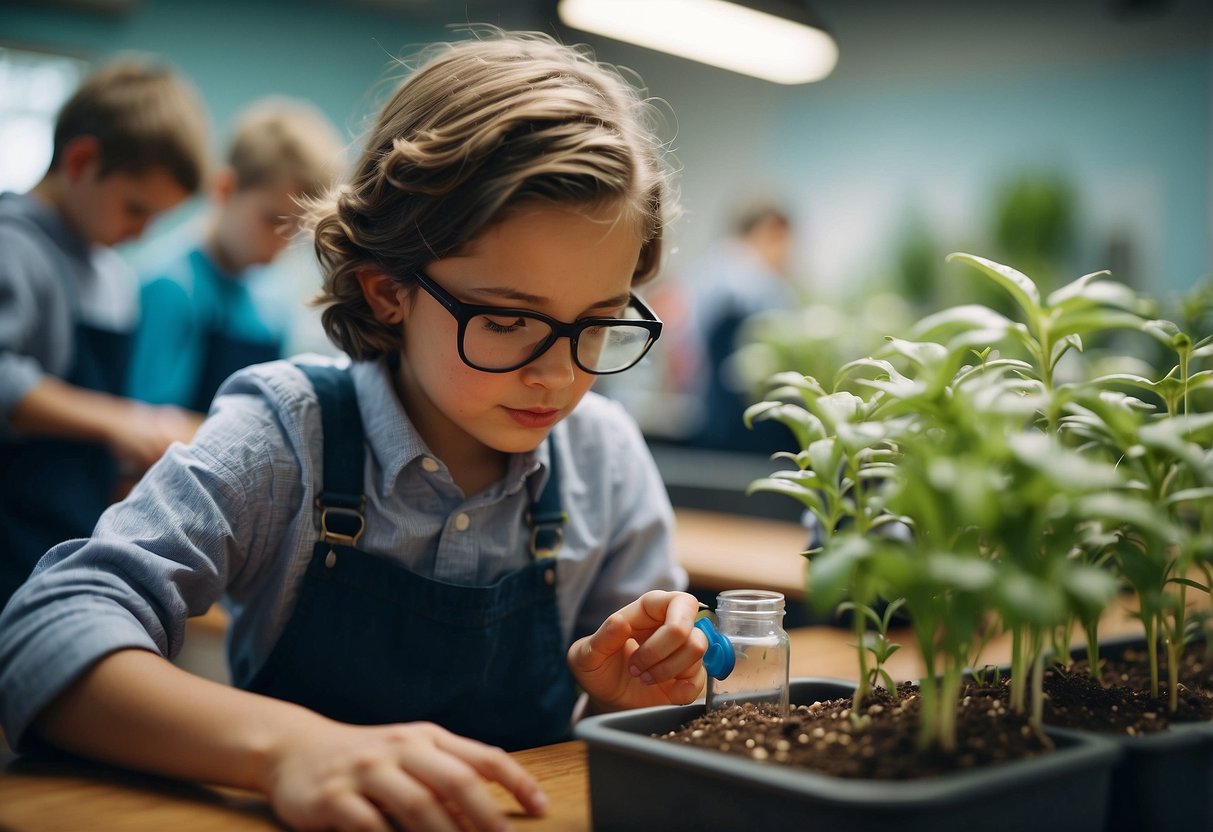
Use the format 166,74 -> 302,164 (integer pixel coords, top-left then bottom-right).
210,166 -> 236,204
61,136 -> 102,182
355,269 -> 407,325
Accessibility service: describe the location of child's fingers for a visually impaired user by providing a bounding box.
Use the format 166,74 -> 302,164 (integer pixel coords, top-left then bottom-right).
665,676 -> 704,705
433,729 -> 549,817
625,591 -> 702,670
360,764 -> 463,832
325,791 -> 396,832
569,610 -> 634,671
629,630 -> 708,685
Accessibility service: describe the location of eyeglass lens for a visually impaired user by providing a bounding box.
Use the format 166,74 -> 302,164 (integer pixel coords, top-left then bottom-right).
463,310 -> 652,373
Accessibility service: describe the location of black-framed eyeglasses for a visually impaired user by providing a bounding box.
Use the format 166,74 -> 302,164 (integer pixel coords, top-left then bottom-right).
411,270 -> 663,375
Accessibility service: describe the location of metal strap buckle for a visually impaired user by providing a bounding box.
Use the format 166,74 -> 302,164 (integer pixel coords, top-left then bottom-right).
317,499 -> 366,547
529,524 -> 564,559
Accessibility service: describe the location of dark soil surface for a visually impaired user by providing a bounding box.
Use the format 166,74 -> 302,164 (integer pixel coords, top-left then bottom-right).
658,681 -> 1053,780
657,642 -> 1213,779
1029,643 -> 1213,733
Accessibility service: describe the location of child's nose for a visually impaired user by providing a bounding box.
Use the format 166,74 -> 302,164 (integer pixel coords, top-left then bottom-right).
522,337 -> 577,389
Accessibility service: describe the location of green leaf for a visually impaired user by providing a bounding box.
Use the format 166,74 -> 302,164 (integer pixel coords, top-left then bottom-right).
1008,433 -> 1125,491
1187,370 -> 1213,391
1166,487 -> 1213,507
746,478 -> 826,515
1092,373 -> 1158,396
883,337 -> 948,368
767,468 -> 826,488
946,252 -> 1041,318
835,358 -> 909,389
1077,493 -> 1177,541
998,572 -> 1068,627
1050,333 -> 1084,372
910,304 -> 1016,343
1060,564 -> 1120,619
1045,269 -> 1113,307
807,437 -> 843,482
761,371 -> 828,397
1051,310 -> 1150,340
806,535 -> 875,613
744,401 -> 822,450
812,392 -> 865,430
924,553 -> 997,592
1170,577 -> 1210,592
1142,319 -> 1191,352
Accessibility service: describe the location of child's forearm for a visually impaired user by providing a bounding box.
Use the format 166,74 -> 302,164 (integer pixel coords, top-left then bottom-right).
8,375 -> 132,443
10,376 -> 201,470
32,648 -> 326,794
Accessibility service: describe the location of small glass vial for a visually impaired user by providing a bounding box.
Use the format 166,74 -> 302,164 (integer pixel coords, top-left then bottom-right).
705,589 -> 790,718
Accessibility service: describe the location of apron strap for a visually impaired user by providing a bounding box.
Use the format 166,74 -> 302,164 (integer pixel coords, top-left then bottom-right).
298,362 -> 564,558
527,437 -> 566,559
298,363 -> 366,547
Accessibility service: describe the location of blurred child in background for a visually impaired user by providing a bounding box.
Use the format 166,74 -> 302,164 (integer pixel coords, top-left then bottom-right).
126,97 -> 346,414
0,57 -> 210,607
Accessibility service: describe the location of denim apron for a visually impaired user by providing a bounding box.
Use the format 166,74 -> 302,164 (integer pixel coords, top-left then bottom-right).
0,321 -> 131,606
245,364 -> 576,750
191,327 -> 280,413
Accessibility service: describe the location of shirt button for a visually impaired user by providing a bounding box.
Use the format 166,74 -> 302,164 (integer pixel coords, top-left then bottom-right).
421,457 -> 439,473
454,513 -> 470,531
544,568 -> 555,585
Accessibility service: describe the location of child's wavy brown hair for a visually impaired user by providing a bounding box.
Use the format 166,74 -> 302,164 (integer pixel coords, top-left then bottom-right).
308,29 -> 676,361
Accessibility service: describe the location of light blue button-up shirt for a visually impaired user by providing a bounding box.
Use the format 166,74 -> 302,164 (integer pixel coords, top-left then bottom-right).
0,357 -> 684,746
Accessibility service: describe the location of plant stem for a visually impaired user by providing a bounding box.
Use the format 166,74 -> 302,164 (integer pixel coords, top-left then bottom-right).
1030,632 -> 1045,730
1009,626 -> 1026,714
1084,618 -> 1100,683
852,602 -> 870,712
1144,613 -> 1160,699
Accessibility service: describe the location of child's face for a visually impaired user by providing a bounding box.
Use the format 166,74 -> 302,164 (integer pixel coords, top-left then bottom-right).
68,166 -> 189,247
213,182 -> 303,271
396,201 -> 643,460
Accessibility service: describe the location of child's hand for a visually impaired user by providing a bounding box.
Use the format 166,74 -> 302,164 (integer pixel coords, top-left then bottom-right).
567,590 -> 707,713
267,719 -> 546,832
107,402 -> 202,472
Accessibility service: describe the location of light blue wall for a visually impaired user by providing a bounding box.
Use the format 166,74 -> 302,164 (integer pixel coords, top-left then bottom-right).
767,46 -> 1211,296
0,0 -> 446,141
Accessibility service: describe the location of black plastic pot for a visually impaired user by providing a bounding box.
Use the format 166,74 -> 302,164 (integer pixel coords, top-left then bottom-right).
576,677 -> 1121,832
1063,637 -> 1213,832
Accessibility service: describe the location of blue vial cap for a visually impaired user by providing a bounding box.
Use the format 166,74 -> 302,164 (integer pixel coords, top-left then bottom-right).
694,617 -> 735,680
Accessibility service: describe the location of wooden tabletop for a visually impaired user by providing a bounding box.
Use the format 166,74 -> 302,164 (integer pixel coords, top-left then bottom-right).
673,507 -> 808,600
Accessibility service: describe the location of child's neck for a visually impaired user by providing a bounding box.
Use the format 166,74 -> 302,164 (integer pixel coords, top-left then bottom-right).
389,360 -> 508,497
202,225 -> 244,277
441,444 -> 509,498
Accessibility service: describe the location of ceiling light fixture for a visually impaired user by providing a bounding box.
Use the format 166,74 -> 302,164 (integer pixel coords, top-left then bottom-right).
557,0 -> 838,85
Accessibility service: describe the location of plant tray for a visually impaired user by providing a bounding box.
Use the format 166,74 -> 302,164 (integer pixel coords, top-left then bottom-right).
1075,636 -> 1213,832
575,678 -> 1120,832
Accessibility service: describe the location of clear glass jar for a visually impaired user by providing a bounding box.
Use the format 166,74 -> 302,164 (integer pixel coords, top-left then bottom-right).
705,589 -> 790,718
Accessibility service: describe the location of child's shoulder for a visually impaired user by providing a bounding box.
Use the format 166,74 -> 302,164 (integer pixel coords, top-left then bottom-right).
561,390 -> 646,449
214,355 -> 346,419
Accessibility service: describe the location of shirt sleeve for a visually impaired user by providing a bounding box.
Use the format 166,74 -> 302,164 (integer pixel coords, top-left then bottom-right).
0,228 -> 52,428
126,276 -> 202,407
0,386 -> 299,749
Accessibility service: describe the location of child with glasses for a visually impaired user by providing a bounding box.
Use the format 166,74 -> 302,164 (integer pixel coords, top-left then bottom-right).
0,29 -> 707,832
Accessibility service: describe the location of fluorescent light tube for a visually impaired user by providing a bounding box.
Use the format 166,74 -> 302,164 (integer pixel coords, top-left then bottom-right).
558,0 -> 838,85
